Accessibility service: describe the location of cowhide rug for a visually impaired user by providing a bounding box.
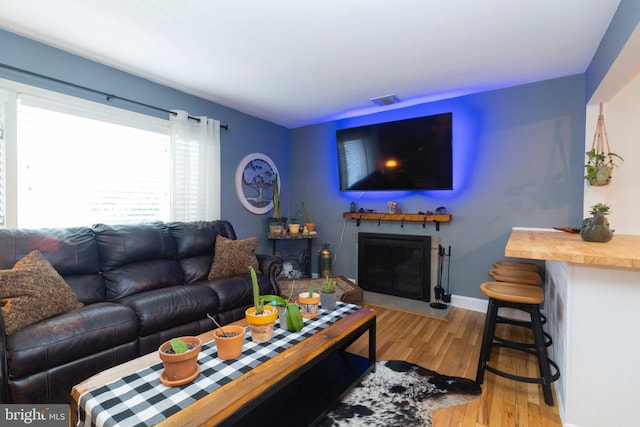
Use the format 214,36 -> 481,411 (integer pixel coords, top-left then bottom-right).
321,360 -> 481,427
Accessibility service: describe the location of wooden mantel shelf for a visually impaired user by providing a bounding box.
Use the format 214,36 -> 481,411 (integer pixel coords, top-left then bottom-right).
342,212 -> 451,230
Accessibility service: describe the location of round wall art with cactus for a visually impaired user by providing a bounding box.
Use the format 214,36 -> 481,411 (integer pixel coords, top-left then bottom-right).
235,153 -> 280,214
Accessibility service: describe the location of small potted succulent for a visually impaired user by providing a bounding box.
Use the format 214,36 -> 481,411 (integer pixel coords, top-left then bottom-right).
158,336 -> 202,386
298,282 -> 321,319
320,276 -> 337,311
245,265 -> 279,343
207,313 -> 245,360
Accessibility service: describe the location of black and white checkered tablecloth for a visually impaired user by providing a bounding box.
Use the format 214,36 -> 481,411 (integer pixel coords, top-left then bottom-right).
77,302 -> 360,427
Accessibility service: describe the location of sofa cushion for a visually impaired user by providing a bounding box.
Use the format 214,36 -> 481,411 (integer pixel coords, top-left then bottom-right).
93,222 -> 184,301
167,220 -> 237,285
0,226 -> 105,304
6,302 -> 138,377
208,235 -> 260,280
205,274 -> 273,312
0,251 -> 84,334
120,284 -> 219,337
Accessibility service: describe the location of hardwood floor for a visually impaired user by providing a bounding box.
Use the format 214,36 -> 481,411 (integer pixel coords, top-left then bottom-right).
346,304 -> 563,427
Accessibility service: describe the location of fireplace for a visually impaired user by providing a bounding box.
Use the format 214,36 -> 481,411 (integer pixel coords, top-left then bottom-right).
357,233 -> 438,302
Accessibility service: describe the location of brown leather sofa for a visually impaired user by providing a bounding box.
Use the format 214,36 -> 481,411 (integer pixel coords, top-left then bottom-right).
0,220 -> 282,404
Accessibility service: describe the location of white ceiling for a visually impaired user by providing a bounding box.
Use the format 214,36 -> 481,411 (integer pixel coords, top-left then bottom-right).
0,0 -> 622,128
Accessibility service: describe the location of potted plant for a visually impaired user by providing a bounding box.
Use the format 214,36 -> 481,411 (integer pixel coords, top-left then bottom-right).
585,103 -> 623,186
301,201 -> 316,233
245,265 -> 279,342
320,276 -> 337,310
262,285 -> 304,332
158,336 -> 202,386
298,282 -> 321,319
288,209 -> 302,234
207,314 -> 245,360
584,149 -> 623,186
580,203 -> 614,243
267,174 -> 287,234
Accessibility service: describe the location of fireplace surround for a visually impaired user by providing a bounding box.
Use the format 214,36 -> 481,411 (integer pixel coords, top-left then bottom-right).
357,233 -> 439,302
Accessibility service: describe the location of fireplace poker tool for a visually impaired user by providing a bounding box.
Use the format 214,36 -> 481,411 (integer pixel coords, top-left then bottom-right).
443,246 -> 452,303
430,245 -> 448,310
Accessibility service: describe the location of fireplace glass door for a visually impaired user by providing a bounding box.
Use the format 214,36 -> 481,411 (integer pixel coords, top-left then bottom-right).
357,233 -> 431,301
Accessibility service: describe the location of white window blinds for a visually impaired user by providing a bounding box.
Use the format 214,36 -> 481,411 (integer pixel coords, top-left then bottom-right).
16,94 -> 171,228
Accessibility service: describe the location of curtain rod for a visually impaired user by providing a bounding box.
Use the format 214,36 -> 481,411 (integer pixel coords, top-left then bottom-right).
0,62 -> 230,131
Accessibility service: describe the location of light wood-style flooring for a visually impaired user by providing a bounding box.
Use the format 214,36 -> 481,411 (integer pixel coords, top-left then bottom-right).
346,304 -> 563,427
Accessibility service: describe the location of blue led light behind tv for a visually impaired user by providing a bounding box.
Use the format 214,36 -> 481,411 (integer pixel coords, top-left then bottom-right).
336,112 -> 453,191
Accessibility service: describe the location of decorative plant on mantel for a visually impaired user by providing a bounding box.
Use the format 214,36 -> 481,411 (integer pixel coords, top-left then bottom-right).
585,103 -> 623,186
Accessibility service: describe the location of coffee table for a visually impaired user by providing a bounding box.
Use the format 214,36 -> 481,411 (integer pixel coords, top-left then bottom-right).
71,303 -> 375,426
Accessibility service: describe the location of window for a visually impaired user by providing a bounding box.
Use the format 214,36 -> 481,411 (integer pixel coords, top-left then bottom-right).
0,94 -> 6,228
0,82 -> 177,228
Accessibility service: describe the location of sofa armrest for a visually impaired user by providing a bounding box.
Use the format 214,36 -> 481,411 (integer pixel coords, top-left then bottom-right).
0,316 -> 9,403
256,253 -> 283,295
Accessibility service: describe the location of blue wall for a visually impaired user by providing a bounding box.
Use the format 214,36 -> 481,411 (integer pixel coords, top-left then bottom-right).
291,75 -> 586,299
0,29 -> 290,256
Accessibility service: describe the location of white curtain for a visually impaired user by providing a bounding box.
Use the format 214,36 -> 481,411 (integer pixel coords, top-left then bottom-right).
169,111 -> 221,221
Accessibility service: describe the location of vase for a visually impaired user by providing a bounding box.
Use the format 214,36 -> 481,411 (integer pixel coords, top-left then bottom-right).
580,212 -> 613,242
212,325 -> 245,360
288,223 -> 300,234
267,217 -> 287,234
298,292 -> 321,319
320,292 -> 336,311
245,306 -> 278,343
278,306 -> 288,329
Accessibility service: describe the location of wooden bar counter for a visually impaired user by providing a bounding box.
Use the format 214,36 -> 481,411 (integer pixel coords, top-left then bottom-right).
504,228 -> 640,427
505,227 -> 640,268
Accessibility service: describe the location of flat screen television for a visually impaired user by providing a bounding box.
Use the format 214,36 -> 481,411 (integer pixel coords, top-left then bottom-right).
336,112 -> 452,191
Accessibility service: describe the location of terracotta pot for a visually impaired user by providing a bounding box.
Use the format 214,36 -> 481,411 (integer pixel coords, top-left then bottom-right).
304,222 -> 316,232
158,336 -> 201,384
245,306 -> 278,343
213,325 -> 246,360
298,292 -> 321,319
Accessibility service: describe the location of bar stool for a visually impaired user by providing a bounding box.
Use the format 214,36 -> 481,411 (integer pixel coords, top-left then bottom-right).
493,260 -> 538,272
488,266 -> 551,348
488,267 -> 541,285
476,281 -> 559,406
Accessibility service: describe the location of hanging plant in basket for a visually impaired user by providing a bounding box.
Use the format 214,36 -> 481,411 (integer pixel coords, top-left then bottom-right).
585,103 -> 623,186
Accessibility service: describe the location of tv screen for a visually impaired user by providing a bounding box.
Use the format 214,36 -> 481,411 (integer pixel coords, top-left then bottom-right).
336,112 -> 452,191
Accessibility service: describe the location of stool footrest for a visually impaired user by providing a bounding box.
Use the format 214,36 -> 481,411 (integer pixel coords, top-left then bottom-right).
482,345 -> 560,385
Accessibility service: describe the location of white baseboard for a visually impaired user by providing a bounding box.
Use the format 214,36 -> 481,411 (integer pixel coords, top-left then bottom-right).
450,294 -> 487,313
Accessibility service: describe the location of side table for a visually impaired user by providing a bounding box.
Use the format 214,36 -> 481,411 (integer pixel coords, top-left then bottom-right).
268,232 -> 319,277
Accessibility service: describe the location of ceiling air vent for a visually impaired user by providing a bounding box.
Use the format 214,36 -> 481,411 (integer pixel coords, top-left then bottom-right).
370,94 -> 400,106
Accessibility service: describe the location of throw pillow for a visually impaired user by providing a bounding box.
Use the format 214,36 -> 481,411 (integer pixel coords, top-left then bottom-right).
208,235 -> 260,280
0,250 -> 84,334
